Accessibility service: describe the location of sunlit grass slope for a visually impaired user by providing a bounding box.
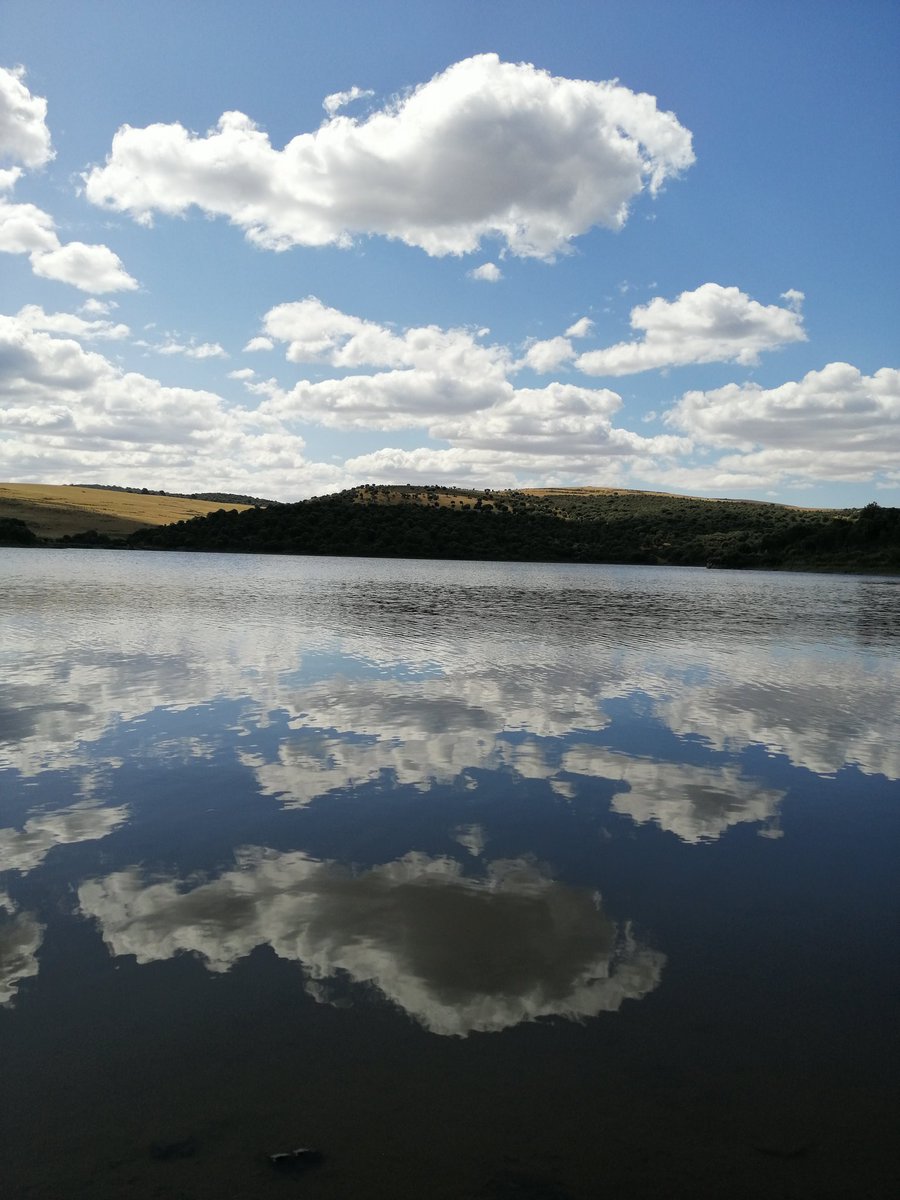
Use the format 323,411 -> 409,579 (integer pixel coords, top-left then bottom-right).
0,483 -> 253,540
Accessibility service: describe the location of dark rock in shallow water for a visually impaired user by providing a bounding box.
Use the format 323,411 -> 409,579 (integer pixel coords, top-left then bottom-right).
268,1146 -> 324,1169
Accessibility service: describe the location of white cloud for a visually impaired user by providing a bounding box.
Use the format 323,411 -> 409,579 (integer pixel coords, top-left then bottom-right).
258,368 -> 507,431
156,339 -> 228,359
322,85 -> 374,116
0,72 -> 137,294
243,335 -> 273,352
0,312 -> 343,496
781,288 -> 804,310
252,297 -> 688,476
665,363 -> 900,486
0,75 -> 134,293
0,197 -> 137,293
0,196 -> 56,254
565,317 -> 594,338
262,297 -> 411,367
84,54 -> 694,260
0,66 -> 54,169
79,849 -> 665,1036
429,382 -> 644,456
16,303 -> 130,340
523,335 -> 574,373
469,262 -> 502,282
30,240 -> 138,293
80,298 -> 117,316
228,367 -> 255,380
0,166 -> 22,191
256,296 -> 513,430
576,283 -> 806,376
340,444 -> 671,491
671,362 -> 899,450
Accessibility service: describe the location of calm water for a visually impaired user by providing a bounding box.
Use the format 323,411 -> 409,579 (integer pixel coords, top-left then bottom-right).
1,549 -> 898,1199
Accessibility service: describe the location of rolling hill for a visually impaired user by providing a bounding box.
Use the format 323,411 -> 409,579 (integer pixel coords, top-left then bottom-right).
127,484 -> 900,574
0,483 -> 257,541
2,481 -> 897,573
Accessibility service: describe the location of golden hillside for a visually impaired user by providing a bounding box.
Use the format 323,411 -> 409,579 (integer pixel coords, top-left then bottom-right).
0,483 -> 253,540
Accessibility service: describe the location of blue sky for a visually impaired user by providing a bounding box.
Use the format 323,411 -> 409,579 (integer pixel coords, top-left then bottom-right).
1,0 -> 897,505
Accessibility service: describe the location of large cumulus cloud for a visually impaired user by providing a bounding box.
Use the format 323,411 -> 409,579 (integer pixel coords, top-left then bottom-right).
84,54 -> 694,259
574,284 -> 806,377
250,297 -> 688,478
663,362 -> 900,487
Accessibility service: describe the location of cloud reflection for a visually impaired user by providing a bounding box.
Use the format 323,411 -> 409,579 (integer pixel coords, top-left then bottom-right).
657,674 -> 900,781
4,559 -> 896,854
0,800 -> 130,874
562,746 -> 785,842
79,850 -> 665,1036
0,890 -> 43,1006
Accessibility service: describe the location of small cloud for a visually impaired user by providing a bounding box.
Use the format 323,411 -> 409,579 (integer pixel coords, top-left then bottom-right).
157,340 -> 227,360
244,335 -> 274,352
0,166 -> 23,192
228,367 -> 255,380
522,336 -> 575,373
80,298 -> 117,315
564,317 -> 593,339
468,262 -> 502,283
781,288 -> 805,311
30,241 -> 138,294
322,86 -> 374,117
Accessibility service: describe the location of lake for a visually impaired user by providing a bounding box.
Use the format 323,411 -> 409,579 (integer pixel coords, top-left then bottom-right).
1,549 -> 898,1199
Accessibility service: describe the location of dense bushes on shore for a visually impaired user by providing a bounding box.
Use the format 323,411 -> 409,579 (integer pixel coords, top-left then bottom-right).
125,487 -> 900,574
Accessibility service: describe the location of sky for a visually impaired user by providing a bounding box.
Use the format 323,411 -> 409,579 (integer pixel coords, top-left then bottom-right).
0,0 -> 897,506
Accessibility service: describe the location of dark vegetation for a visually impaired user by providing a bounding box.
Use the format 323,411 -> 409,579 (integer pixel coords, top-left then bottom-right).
67,483 -> 277,506
0,517 -> 39,546
120,485 -> 900,574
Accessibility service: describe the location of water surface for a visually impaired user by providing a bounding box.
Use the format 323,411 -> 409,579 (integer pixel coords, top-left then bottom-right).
1,550 -> 898,1198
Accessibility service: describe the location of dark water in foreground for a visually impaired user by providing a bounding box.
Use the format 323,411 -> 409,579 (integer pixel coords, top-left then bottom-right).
1,550 -> 898,1199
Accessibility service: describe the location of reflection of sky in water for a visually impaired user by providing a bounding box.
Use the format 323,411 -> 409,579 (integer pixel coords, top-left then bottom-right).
78,850 -> 664,1036
1,550 -> 899,1018
0,888 -> 43,1004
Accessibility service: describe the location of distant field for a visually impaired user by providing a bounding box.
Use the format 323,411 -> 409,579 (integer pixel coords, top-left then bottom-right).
0,483 -> 252,540
521,485 -> 685,498
521,486 -> 824,510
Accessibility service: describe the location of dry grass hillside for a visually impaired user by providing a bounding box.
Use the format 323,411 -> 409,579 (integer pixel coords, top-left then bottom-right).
0,483 -> 252,540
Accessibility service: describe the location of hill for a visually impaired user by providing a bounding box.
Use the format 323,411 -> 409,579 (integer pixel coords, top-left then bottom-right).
0,482 -> 256,541
126,484 -> 900,574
